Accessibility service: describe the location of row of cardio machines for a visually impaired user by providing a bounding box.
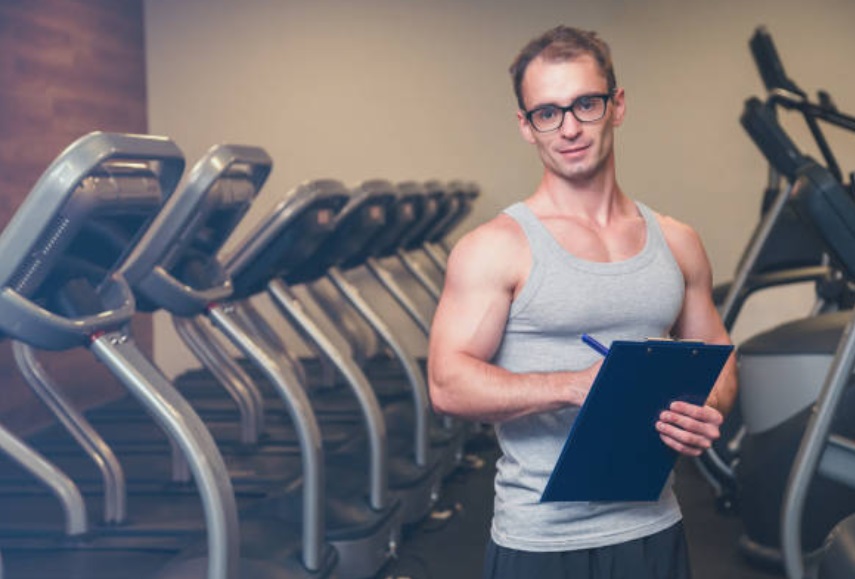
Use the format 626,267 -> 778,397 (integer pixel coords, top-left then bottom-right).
0,132 -> 479,579
695,27 -> 855,579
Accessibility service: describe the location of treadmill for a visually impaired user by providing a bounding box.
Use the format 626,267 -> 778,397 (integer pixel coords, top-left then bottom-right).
29,144 -> 346,478
304,181 -> 466,479
0,131 -> 301,579
10,145 -> 311,491
261,180 -> 444,525
183,179 -> 403,579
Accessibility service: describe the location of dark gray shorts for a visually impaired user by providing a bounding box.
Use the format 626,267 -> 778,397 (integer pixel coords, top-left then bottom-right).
483,521 -> 692,579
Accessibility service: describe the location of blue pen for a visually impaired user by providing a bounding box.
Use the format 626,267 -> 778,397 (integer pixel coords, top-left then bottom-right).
581,333 -> 609,357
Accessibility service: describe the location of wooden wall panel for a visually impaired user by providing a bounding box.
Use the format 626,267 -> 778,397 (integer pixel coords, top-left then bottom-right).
0,0 -> 150,435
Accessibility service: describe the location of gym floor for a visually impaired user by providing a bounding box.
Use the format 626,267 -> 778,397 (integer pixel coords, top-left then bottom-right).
380,430 -> 785,579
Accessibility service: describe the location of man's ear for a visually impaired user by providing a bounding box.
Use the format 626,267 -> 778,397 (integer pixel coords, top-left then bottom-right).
611,88 -> 626,128
517,110 -> 537,144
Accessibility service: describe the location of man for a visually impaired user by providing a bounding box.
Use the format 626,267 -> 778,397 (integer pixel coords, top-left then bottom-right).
427,25 -> 737,579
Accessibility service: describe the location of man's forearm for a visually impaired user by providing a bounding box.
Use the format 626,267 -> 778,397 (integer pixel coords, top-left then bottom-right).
428,353 -> 595,423
705,353 -> 738,416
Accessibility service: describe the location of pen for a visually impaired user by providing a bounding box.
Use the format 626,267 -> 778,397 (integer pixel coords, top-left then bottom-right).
581,333 -> 609,357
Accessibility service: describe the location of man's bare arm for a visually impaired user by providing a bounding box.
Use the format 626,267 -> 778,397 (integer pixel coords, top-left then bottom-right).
656,216 -> 738,456
428,216 -> 599,423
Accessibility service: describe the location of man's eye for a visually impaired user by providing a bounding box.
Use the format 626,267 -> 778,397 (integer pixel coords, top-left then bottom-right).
534,106 -> 559,121
575,97 -> 597,112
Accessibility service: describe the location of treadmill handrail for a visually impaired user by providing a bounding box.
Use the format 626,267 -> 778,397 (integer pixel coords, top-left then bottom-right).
223,179 -> 348,281
769,92 -> 855,134
122,144 -> 270,290
172,316 -> 264,444
0,132 -> 184,288
0,278 -> 136,350
134,265 -> 233,317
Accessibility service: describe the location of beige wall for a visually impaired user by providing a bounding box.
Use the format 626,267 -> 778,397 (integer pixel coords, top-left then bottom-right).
145,0 -> 855,377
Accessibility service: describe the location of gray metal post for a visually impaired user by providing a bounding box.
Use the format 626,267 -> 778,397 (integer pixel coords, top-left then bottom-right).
365,257 -> 432,335
395,250 -> 442,301
720,181 -> 797,329
206,303 -> 326,572
172,316 -> 264,443
421,242 -> 449,274
90,330 -> 239,579
326,267 -> 430,467
12,341 -> 127,524
0,421 -> 87,536
781,313 -> 855,579
265,279 -> 388,511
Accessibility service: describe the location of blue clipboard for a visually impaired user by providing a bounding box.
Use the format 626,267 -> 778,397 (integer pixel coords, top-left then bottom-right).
541,339 -> 733,502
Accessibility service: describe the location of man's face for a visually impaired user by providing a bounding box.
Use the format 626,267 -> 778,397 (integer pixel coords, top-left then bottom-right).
517,54 -> 625,185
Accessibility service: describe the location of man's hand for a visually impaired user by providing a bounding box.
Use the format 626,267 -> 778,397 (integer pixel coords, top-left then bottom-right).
656,401 -> 722,457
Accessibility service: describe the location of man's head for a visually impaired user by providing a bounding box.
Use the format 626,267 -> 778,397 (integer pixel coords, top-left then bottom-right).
509,26 -> 616,112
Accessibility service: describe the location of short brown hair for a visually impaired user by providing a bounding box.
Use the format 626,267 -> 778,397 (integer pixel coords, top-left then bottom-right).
509,25 -> 617,111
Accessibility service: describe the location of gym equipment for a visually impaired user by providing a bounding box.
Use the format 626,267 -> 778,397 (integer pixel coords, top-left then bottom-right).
0,132 -> 238,578
10,145 -> 308,486
269,179 -> 445,524
734,56 -> 855,568
416,179 -> 480,275
775,156 -> 855,579
190,179 -> 404,579
696,26 -> 855,510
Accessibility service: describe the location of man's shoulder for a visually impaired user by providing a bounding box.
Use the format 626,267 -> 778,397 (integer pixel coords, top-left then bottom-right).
456,211 -> 527,254
649,209 -> 702,248
446,212 -> 530,286
647,207 -> 710,278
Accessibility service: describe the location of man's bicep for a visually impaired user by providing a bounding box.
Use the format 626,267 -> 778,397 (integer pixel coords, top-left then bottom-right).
671,233 -> 729,344
430,232 -> 518,364
430,258 -> 514,363
674,281 -> 729,344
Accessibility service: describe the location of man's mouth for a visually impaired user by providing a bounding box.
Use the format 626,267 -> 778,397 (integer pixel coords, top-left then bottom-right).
558,143 -> 591,156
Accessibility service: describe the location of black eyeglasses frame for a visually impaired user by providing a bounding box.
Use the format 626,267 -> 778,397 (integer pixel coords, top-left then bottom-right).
524,92 -> 615,133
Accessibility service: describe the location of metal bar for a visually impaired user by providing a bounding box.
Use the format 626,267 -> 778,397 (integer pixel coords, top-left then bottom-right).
771,93 -> 855,132
0,421 -> 87,535
12,341 -> 127,524
90,330 -> 239,579
173,316 -> 264,443
802,111 -> 843,183
266,279 -> 388,511
366,257 -> 431,335
720,181 -> 797,330
327,267 -> 429,466
396,250 -> 442,301
207,303 -> 325,572
422,242 -> 449,274
234,301 -> 308,386
781,313 -> 855,579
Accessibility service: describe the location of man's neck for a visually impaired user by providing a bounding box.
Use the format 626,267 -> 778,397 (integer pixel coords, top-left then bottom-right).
528,169 -> 630,228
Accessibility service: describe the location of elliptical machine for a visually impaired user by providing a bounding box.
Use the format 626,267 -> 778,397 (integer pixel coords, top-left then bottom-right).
696,26 -> 855,514
727,30 -> 855,569
736,97 -> 855,579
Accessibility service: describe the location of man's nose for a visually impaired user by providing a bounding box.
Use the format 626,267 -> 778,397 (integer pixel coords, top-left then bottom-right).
559,111 -> 583,139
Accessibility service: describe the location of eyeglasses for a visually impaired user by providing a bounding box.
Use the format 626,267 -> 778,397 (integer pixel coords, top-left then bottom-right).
524,93 -> 613,133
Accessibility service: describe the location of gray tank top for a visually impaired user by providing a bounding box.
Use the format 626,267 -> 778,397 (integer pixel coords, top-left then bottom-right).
491,201 -> 686,551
